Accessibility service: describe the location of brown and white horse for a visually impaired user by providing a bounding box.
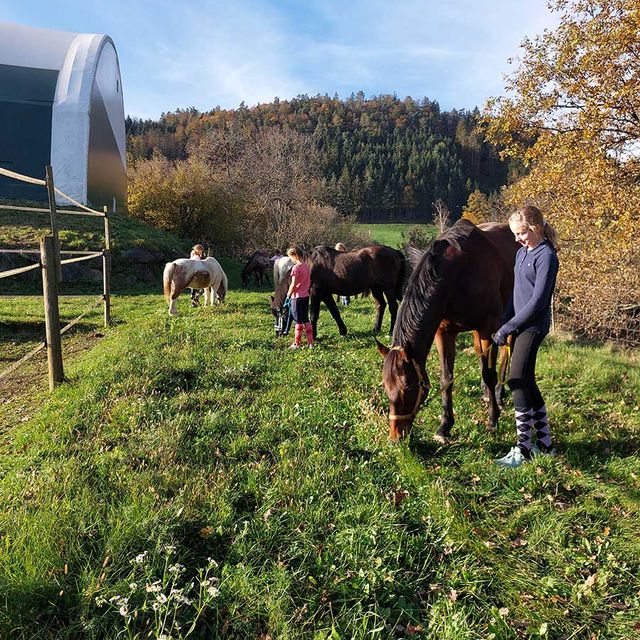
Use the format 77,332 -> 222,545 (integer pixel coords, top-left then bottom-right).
163,257 -> 228,316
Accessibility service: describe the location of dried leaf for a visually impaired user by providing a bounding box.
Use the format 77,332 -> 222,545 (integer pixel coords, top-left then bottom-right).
511,537 -> 528,548
392,490 -> 409,507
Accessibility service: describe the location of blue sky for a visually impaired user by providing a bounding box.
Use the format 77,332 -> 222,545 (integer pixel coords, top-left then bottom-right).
1,1 -> 557,119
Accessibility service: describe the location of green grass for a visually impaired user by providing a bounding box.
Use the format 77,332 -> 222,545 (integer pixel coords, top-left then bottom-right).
0,204 -> 191,253
1,265 -> 639,639
354,223 -> 436,248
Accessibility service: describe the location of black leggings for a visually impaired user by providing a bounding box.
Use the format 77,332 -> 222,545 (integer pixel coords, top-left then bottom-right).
507,330 -> 545,411
291,296 -> 310,324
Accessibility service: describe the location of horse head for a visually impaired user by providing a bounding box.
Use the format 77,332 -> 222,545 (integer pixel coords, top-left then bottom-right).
270,294 -> 291,337
376,339 -> 430,441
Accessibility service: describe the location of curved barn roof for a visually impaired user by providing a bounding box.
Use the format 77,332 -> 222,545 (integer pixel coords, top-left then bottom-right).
0,21 -> 126,210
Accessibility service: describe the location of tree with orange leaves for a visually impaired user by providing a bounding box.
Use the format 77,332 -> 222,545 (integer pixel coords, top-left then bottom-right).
484,0 -> 640,343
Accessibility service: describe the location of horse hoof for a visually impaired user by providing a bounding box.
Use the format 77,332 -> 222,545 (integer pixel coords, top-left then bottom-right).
432,433 -> 449,445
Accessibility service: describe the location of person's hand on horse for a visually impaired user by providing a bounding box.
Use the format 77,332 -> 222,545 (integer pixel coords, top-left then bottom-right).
492,328 -> 509,346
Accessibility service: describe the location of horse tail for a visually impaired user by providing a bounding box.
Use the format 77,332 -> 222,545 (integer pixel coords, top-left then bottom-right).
163,262 -> 175,301
395,250 -> 406,301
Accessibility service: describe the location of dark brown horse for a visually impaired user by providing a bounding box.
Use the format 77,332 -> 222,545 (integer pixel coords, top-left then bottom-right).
271,245 -> 406,339
377,219 -> 518,442
241,251 -> 271,287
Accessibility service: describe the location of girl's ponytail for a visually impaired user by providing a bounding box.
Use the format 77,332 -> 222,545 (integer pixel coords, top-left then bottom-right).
542,219 -> 559,252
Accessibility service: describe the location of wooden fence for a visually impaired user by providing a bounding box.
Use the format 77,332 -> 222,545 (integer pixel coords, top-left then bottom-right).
0,165 -> 111,390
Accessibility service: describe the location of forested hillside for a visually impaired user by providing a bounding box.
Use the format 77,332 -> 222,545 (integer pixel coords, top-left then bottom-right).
126,94 -> 511,221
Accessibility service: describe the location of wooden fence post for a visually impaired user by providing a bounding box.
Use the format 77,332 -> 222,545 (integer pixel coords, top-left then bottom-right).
44,165 -> 62,281
103,205 -> 111,326
41,235 -> 64,389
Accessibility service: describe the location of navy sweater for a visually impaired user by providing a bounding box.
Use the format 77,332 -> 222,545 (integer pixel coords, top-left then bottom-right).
501,241 -> 559,336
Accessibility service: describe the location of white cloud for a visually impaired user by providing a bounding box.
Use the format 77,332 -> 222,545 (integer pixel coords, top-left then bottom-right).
3,0 -> 561,116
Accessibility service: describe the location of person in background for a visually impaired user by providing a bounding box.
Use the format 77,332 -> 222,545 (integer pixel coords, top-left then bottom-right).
189,244 -> 206,307
493,205 -> 559,468
334,242 -> 350,306
285,246 -> 314,349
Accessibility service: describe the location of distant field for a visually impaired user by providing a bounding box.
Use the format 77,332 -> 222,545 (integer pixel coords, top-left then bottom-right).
354,223 -> 436,248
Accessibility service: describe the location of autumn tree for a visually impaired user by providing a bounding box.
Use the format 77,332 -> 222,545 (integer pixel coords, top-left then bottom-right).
127,154 -> 242,248
432,199 -> 451,233
484,0 -> 640,342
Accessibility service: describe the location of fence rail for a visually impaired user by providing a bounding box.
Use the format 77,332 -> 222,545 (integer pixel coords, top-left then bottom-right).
0,164 -> 111,389
0,262 -> 41,279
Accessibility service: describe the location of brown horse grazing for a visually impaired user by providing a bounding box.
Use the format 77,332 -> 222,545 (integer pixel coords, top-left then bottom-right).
241,251 -> 271,286
376,219 -> 518,442
271,245 -> 406,339
309,245 -> 406,338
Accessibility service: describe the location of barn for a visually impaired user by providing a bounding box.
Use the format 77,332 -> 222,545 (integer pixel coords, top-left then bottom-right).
0,21 -> 126,211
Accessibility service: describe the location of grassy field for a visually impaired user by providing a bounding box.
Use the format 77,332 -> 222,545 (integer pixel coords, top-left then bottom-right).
1,260 -> 639,639
354,223 -> 436,248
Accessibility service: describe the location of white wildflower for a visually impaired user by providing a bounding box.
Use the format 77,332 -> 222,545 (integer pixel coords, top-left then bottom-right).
174,592 -> 193,605
156,593 -> 168,604
95,596 -> 107,607
128,582 -> 138,591
145,581 -> 162,593
132,551 -> 147,565
207,586 -> 220,598
162,544 -> 176,556
168,563 -> 185,575
117,597 -> 129,617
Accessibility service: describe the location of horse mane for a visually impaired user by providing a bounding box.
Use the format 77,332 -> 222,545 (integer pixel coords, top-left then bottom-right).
393,219 -> 480,345
309,245 -> 336,264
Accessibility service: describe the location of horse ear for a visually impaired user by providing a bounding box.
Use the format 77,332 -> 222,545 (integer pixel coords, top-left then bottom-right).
443,244 -> 461,260
375,338 -> 390,358
405,245 -> 425,270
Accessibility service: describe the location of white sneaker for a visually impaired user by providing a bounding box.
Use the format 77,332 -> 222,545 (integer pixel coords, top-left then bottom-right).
495,446 -> 529,468
288,343 -> 300,349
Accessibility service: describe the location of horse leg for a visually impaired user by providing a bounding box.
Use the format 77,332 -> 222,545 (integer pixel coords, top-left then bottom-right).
433,328 -> 456,442
169,281 -> 184,316
322,291 -> 348,337
370,286 -> 386,333
384,289 -> 399,336
310,289 -> 322,340
477,335 -> 500,431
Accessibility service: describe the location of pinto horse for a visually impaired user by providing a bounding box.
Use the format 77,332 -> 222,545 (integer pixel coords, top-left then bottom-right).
163,257 -> 228,316
271,256 -> 295,336
241,251 -> 271,286
272,245 -> 406,339
377,219 -> 518,442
